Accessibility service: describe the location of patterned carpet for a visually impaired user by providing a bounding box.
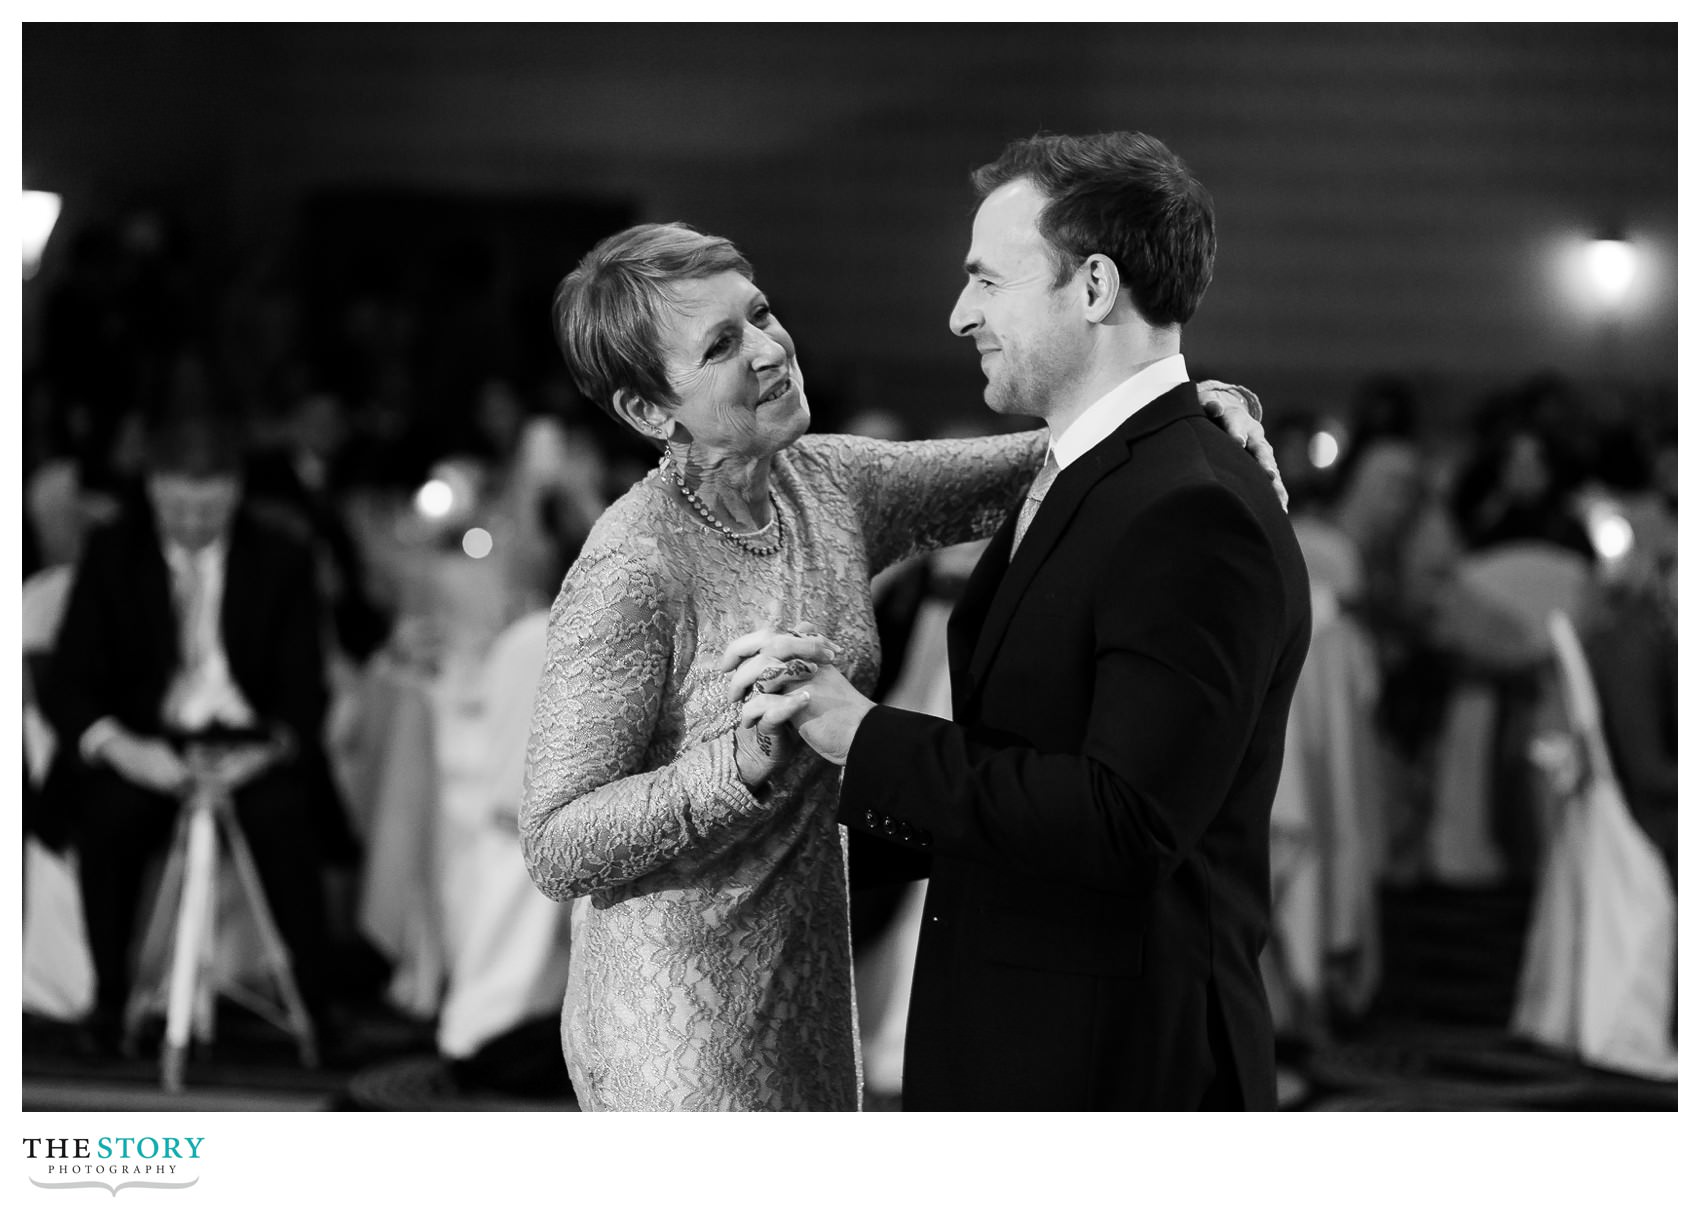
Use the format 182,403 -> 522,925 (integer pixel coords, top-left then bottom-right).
22,884 -> 1676,1112
1286,883 -> 1677,1110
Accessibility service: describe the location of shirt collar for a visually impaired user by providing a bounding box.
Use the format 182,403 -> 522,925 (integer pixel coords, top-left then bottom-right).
1049,354 -> 1189,470
163,535 -> 228,574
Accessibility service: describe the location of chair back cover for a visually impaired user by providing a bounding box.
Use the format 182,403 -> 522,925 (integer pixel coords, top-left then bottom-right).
1510,611 -> 1677,1081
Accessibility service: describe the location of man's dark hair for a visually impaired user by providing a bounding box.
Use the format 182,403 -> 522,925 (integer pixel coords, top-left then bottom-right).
972,131 -> 1216,327
143,408 -> 245,479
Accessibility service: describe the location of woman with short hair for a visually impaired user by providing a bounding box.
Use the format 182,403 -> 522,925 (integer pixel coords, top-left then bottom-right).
521,222 -> 1272,1110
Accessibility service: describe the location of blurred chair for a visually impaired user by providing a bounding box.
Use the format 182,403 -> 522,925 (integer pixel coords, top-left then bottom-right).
1510,612 -> 1677,1082
1426,542 -> 1590,884
435,609 -> 573,1065
1264,581 -> 1383,1041
333,528 -> 559,1022
339,652 -> 445,1018
22,564 -> 96,1022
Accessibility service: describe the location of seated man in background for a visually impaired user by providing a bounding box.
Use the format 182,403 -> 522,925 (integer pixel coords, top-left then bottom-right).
42,408 -> 339,1053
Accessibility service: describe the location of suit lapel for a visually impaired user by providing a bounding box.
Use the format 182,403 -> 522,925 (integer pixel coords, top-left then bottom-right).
959,382 -> 1204,701
221,514 -> 261,680
947,510 -> 1017,712
135,506 -> 182,677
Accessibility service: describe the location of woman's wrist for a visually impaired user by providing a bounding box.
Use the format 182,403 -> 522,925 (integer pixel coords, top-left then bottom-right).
732,729 -> 769,792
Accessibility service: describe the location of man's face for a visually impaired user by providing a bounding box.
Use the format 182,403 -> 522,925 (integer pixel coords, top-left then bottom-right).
949,178 -> 1081,420
147,473 -> 241,551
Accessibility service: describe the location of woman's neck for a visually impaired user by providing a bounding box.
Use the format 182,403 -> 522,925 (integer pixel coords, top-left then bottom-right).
665,440 -> 774,531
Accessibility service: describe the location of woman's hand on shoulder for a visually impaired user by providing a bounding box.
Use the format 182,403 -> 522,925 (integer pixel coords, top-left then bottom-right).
1197,380 -> 1288,511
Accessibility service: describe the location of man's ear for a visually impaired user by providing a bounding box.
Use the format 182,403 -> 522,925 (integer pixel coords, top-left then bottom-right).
1082,253 -> 1121,324
612,388 -> 673,442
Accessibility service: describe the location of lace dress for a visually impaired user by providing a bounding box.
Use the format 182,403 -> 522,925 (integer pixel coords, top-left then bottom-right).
520,430 -> 1044,1110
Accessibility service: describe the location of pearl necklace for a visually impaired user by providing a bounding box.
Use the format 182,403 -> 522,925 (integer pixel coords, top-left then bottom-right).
660,453 -> 784,557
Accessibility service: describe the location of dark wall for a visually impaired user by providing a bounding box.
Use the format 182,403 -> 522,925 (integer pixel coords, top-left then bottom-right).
24,23 -> 1676,429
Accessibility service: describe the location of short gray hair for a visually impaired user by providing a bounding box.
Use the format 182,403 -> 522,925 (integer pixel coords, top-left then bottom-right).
551,223 -> 754,433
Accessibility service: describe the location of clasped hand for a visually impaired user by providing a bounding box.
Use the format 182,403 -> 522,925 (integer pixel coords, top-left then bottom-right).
101,727 -> 290,799
717,624 -> 873,783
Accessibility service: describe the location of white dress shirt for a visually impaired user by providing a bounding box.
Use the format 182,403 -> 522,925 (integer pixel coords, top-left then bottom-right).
1049,354 -> 1190,470
79,535 -> 259,762
160,536 -> 258,732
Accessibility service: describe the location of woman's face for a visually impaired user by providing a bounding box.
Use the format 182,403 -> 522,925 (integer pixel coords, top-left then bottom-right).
1502,433 -> 1551,501
651,271 -> 809,461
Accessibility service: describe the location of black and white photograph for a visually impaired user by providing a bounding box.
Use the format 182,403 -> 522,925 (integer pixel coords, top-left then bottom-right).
13,11 -> 1685,1204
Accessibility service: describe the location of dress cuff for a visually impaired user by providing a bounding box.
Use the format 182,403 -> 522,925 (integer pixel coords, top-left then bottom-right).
680,728 -> 766,840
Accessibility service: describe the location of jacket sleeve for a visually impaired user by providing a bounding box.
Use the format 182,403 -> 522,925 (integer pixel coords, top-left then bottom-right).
265,533 -> 332,748
840,484 -> 1289,895
41,525 -> 125,753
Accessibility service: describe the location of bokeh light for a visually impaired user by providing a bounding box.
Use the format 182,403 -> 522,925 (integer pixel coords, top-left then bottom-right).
415,479 -> 454,519
462,527 -> 494,559
1588,510 -> 1634,562
22,190 -> 62,279
1585,238 -> 1637,309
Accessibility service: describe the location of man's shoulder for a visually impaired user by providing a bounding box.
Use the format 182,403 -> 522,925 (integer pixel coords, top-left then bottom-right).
233,505 -> 315,558
1125,412 -> 1291,515
80,507 -> 155,568
1092,433 -> 1302,581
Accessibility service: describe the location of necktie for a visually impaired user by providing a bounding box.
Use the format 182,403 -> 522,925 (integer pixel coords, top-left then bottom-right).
176,549 -> 212,674
1011,451 -> 1061,556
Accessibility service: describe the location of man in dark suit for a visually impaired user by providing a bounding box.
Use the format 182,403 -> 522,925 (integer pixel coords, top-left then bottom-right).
778,132 -> 1311,1109
243,384 -> 392,666
43,409 -> 338,1050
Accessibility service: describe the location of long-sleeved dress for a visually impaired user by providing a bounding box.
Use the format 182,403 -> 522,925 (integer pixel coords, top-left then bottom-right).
519,430 -> 1044,1110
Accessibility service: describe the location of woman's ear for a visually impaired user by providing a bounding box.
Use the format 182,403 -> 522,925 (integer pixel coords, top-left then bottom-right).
612,389 -> 674,442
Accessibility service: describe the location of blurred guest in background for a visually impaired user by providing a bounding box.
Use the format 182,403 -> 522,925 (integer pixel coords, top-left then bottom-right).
1452,415 -> 1593,561
246,375 -> 393,664
472,374 -> 609,612
524,219 -> 1282,1110
434,507 -> 581,1098
41,405 -> 344,1053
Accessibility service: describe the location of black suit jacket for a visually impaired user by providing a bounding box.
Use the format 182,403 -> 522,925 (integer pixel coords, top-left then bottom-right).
244,446 -> 391,661
40,500 -> 335,844
839,383 -> 1311,1110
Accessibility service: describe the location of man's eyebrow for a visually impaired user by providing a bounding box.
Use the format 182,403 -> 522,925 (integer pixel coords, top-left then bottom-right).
964,258 -> 991,278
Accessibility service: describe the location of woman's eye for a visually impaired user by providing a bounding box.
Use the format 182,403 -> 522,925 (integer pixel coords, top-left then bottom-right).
707,334 -> 734,358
